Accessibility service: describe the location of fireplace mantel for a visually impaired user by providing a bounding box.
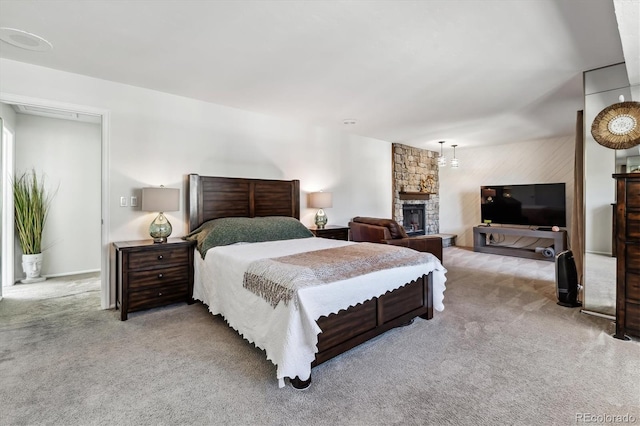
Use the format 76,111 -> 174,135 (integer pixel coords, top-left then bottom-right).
399,191 -> 433,200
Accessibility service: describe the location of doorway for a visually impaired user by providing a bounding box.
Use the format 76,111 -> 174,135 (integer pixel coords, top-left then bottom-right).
0,94 -> 111,309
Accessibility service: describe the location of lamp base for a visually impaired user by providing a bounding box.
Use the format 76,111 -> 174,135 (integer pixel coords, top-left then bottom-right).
314,209 -> 328,229
149,212 -> 172,243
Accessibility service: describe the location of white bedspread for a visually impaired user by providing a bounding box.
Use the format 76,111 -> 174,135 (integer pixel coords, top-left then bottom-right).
193,237 -> 447,387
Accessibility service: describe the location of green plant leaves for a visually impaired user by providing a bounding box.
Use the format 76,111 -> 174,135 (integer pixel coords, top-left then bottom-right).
13,170 -> 55,255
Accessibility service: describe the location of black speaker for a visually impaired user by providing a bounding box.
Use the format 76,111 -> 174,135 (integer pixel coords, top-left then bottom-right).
555,250 -> 581,307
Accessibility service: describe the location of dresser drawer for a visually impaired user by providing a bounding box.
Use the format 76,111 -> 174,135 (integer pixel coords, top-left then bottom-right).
127,246 -> 190,270
627,244 -> 640,274
128,265 -> 189,290
128,284 -> 189,312
628,181 -> 640,209
626,272 -> 640,302
624,301 -> 640,337
627,212 -> 640,240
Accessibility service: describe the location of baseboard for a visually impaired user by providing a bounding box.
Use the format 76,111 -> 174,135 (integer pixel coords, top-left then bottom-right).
580,309 -> 615,321
44,269 -> 101,279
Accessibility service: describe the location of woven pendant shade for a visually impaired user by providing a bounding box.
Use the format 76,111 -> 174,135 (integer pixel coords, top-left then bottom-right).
590,101 -> 640,150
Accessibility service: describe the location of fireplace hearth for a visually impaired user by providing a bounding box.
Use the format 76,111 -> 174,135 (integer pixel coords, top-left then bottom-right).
402,204 -> 426,236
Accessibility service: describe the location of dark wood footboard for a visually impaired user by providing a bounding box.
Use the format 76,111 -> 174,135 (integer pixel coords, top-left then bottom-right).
313,272 -> 433,367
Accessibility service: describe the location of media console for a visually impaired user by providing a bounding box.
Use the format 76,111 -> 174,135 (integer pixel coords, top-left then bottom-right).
472,226 -> 567,262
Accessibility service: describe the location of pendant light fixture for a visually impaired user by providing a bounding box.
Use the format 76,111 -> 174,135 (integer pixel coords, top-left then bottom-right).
437,141 -> 447,167
450,144 -> 459,168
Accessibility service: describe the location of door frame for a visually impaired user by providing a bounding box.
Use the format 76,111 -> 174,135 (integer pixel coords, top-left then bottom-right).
0,92 -> 111,309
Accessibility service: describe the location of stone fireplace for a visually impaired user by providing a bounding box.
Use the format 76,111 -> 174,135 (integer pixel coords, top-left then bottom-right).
392,143 -> 439,234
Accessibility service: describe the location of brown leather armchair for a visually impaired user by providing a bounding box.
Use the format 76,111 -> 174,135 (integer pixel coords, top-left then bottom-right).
348,216 -> 443,262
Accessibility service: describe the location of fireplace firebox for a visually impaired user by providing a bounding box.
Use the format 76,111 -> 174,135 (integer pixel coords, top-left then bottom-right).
402,204 -> 426,236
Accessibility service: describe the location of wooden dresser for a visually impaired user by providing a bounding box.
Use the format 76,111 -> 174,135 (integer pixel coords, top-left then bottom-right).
613,173 -> 640,339
113,238 -> 195,320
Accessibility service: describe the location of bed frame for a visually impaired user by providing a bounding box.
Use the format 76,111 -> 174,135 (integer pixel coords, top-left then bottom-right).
187,174 -> 434,388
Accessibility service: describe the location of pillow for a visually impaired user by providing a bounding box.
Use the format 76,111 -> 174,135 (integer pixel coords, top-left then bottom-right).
351,216 -> 409,239
184,216 -> 313,257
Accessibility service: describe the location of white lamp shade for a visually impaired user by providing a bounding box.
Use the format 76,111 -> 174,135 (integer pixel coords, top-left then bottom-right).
309,192 -> 333,208
142,187 -> 180,212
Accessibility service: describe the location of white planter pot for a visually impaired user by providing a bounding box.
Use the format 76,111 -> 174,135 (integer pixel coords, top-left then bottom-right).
21,253 -> 46,283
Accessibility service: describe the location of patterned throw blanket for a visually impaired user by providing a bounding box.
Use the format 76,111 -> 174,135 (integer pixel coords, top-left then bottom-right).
243,242 -> 432,308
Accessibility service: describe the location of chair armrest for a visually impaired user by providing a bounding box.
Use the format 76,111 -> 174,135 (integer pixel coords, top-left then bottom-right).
349,221 -> 392,242
384,236 -> 443,262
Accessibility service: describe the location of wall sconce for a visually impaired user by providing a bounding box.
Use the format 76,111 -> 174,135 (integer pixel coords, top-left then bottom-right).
141,186 -> 180,243
450,144 -> 459,168
437,141 -> 447,167
308,191 -> 333,229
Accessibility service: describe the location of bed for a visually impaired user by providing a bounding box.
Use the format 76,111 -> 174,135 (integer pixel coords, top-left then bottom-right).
186,174 -> 446,388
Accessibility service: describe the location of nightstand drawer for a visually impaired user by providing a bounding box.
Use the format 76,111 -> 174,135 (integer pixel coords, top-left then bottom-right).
127,247 -> 190,270
128,265 -> 189,290
309,226 -> 349,241
128,284 -> 189,311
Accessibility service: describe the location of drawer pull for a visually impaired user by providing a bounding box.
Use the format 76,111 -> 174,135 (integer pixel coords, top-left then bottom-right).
158,273 -> 164,279
158,255 -> 164,260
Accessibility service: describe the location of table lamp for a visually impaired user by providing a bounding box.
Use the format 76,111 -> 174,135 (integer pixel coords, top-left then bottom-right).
309,191 -> 332,229
141,186 -> 180,243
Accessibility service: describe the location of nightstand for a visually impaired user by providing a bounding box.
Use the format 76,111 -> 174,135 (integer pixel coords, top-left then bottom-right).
112,238 -> 195,320
309,225 -> 350,241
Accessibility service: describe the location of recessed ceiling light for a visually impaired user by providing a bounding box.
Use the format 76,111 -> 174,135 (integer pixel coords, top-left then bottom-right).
343,119 -> 357,125
0,28 -> 53,52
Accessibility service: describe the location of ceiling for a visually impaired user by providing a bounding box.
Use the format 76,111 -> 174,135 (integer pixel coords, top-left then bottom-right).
0,0 -> 637,151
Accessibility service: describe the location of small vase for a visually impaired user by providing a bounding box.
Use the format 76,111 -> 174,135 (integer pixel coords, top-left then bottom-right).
21,253 -> 46,283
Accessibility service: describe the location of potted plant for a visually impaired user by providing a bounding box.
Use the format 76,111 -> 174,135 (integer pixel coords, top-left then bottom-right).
13,169 -> 55,283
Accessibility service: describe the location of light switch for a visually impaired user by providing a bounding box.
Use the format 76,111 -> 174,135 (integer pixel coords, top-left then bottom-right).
130,196 -> 138,207
120,196 -> 127,207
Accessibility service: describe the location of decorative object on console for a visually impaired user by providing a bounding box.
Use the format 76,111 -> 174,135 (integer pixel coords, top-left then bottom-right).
450,144 -> 459,168
142,185 -> 180,243
591,97 -> 640,150
309,191 -> 332,229
437,141 -> 446,167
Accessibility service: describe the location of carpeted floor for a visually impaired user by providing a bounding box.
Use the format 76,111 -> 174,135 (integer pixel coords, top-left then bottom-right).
1,247 -> 638,426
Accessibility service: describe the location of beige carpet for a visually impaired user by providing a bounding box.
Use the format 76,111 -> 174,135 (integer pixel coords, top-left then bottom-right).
1,248 -> 638,426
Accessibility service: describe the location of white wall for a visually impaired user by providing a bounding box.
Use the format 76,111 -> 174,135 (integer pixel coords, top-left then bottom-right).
14,114 -> 101,279
439,135 -> 575,247
0,59 -> 392,304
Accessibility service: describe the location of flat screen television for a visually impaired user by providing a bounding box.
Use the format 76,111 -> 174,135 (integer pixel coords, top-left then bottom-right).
480,183 -> 566,227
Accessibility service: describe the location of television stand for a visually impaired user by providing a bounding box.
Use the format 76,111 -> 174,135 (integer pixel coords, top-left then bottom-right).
472,226 -> 567,262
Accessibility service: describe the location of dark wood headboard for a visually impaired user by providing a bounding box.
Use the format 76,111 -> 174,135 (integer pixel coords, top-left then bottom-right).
188,174 -> 301,232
